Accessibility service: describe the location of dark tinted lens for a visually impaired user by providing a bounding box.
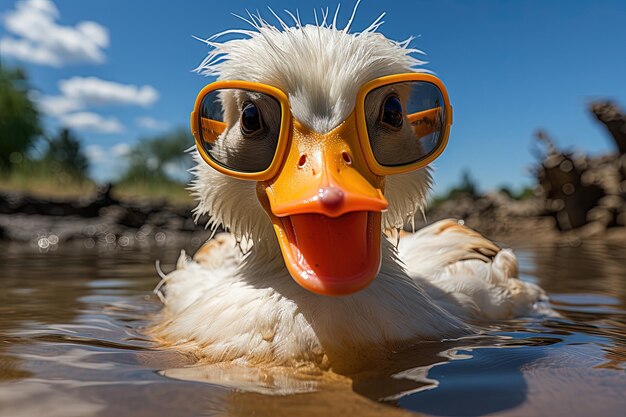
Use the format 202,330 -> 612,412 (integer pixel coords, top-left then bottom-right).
198,88 -> 281,173
365,81 -> 447,167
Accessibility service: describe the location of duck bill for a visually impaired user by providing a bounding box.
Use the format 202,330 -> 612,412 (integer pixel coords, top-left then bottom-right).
268,211 -> 384,296
258,113 -> 388,296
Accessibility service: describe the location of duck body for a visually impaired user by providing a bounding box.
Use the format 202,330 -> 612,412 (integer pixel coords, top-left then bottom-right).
154,14 -> 551,373
154,219 -> 548,372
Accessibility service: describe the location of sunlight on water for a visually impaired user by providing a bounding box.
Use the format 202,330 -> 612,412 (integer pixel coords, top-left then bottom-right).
0,241 -> 625,417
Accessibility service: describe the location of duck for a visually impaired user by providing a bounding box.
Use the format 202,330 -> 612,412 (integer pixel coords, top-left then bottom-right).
152,9 -> 551,374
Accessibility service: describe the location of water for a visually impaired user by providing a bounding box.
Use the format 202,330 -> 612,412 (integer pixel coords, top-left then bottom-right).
1,241 -> 625,416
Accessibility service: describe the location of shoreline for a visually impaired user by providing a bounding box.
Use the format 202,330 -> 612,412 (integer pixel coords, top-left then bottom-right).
3,186 -> 625,254
0,185 -> 214,252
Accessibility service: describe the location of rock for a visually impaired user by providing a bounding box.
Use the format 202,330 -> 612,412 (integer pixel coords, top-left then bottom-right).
0,193 -> 7,214
116,206 -> 151,229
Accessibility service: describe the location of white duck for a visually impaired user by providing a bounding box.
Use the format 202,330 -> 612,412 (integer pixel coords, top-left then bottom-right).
153,11 -> 549,374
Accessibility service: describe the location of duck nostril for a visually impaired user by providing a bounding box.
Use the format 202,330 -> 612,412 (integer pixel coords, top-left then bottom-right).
342,152 -> 352,165
318,186 -> 344,209
298,154 -> 307,168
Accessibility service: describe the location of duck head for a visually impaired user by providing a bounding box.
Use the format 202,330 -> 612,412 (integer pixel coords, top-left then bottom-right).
191,16 -> 450,296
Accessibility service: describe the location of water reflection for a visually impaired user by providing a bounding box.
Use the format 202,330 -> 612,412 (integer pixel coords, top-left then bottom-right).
0,241 -> 625,417
518,242 -> 626,375
0,245 -> 191,416
517,243 -> 626,301
395,346 -> 530,416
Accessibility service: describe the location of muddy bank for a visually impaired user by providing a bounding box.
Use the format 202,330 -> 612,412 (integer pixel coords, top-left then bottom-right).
416,101 -> 626,246
3,182 -> 624,253
0,184 -> 214,251
415,191 -> 626,247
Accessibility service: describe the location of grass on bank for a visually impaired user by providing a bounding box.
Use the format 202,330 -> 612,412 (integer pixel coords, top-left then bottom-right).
112,178 -> 194,206
0,158 -> 96,199
0,159 -> 194,207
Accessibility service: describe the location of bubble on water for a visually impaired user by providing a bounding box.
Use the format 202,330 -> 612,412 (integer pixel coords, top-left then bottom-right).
37,237 -> 50,250
105,233 -> 116,244
155,232 -> 167,247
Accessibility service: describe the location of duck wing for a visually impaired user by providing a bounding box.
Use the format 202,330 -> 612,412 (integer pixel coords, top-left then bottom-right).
154,233 -> 242,314
397,219 -> 553,320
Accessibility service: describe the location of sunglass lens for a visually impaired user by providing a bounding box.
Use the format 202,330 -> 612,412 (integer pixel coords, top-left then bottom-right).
198,88 -> 282,173
365,81 -> 447,167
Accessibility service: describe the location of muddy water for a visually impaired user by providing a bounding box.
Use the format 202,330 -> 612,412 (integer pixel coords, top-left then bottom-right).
0,241 -> 625,417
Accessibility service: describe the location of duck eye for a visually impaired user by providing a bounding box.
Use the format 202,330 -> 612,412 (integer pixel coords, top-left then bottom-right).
240,101 -> 263,135
381,95 -> 403,129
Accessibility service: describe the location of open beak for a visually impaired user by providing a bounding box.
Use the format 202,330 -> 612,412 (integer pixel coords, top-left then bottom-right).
257,112 -> 388,296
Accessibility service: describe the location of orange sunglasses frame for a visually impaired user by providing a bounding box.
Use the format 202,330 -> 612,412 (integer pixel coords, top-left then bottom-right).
190,73 -> 453,180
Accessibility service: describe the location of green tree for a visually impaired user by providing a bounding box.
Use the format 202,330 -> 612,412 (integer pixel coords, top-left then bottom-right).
119,128 -> 193,184
499,185 -> 535,200
0,67 -> 41,171
430,169 -> 480,207
446,169 -> 478,200
42,128 -> 89,180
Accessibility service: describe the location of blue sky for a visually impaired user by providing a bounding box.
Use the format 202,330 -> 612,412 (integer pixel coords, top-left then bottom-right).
1,0 -> 625,193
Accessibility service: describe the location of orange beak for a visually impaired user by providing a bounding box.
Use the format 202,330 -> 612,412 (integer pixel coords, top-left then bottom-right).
257,112 -> 388,296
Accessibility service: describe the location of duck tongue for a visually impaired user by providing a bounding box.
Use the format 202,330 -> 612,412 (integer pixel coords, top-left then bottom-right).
278,212 -> 381,295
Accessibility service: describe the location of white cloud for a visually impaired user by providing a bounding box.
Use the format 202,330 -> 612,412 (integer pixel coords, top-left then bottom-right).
38,77 -> 159,122
37,77 -> 160,134
135,116 -> 169,130
22,0 -> 58,16
0,0 -> 109,67
59,77 -> 159,107
59,112 -> 123,134
38,95 -> 82,116
111,143 -> 131,157
85,144 -> 106,163
84,143 -> 132,182
163,162 -> 188,182
0,37 -> 62,66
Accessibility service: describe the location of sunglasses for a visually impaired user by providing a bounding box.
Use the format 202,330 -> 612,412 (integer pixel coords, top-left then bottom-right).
190,73 -> 452,180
